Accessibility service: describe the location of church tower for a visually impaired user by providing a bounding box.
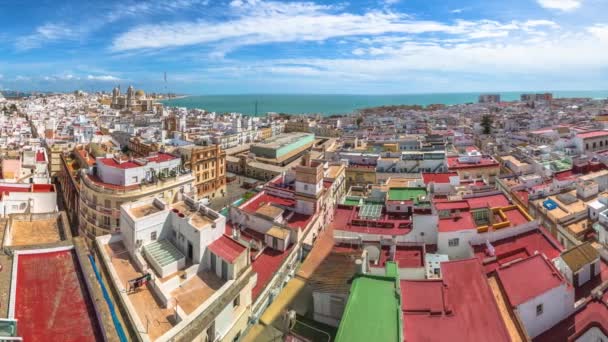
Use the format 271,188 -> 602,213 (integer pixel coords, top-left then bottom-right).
126,85 -> 135,108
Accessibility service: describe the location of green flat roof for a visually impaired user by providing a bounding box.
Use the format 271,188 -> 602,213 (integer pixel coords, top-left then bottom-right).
387,188 -> 427,204
343,198 -> 361,206
385,262 -> 398,278
335,265 -> 401,342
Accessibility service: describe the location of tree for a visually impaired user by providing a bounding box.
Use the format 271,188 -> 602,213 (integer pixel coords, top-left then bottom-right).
481,115 -> 493,135
356,116 -> 363,127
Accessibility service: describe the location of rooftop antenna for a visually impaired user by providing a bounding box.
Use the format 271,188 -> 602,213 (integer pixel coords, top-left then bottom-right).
164,72 -> 168,98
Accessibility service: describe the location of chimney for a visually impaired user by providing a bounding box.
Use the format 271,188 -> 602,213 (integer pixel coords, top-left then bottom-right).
355,259 -> 365,274
302,152 -> 311,167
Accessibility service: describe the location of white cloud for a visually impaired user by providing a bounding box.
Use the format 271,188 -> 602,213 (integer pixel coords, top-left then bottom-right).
537,0 -> 582,11
15,23 -> 76,51
87,75 -> 121,81
14,0 -> 206,51
113,1 -> 547,52
451,8 -> 465,14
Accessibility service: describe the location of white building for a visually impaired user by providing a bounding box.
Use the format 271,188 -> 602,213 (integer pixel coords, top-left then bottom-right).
95,152 -> 182,187
98,195 -> 254,342
554,243 -> 601,288
497,254 -> 575,338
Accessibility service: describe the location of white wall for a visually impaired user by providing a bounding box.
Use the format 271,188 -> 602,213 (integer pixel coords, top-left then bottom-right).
437,230 -> 476,260
2,192 -> 57,215
295,180 -> 321,197
575,259 -> 600,286
576,326 -> 608,342
313,292 -> 347,327
410,214 -> 438,244
517,284 -> 574,338
295,199 -> 316,216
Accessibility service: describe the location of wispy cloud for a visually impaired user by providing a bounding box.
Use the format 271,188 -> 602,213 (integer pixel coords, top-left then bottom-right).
14,0 -> 208,51
15,23 -> 77,51
87,74 -> 121,81
537,0 -> 582,11
113,1 -> 544,52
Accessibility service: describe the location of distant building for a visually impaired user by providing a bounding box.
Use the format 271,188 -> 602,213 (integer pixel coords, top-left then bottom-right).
111,85 -> 156,112
521,93 -> 553,102
250,132 -> 315,166
478,94 -> 501,103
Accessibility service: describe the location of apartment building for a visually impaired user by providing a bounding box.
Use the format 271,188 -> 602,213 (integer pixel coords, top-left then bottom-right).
180,144 -> 227,200
78,152 -> 194,238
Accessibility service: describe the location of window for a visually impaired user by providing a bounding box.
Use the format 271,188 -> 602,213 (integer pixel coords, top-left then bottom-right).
448,238 -> 459,247
304,184 -> 309,191
151,231 -> 157,240
233,294 -> 240,308
536,304 -> 543,316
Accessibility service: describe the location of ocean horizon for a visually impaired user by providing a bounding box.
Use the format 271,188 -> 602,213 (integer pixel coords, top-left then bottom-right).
160,90 -> 608,116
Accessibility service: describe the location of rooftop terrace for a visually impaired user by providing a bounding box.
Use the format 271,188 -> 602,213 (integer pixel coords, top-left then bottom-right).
473,228 -> 563,274
6,218 -> 62,246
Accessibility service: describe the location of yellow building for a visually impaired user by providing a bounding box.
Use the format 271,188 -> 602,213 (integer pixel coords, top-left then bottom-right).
181,144 -> 227,200
446,153 -> 500,183
284,119 -> 312,133
258,127 -> 273,141
346,164 -> 377,187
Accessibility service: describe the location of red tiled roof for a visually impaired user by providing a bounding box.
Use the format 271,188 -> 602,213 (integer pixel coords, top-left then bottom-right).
99,152 -> 178,170
208,236 -> 246,263
371,245 -> 424,268
535,300 -> 608,341
15,250 -> 101,341
466,193 -> 510,209
286,212 -> 313,230
251,244 -> 294,300
421,172 -> 458,184
497,254 -> 568,306
35,151 -> 45,162
32,183 -> 55,192
438,212 -> 476,232
242,192 -> 295,214
435,200 -> 470,211
401,258 -> 511,342
577,130 -> 608,139
502,207 -> 528,226
473,229 -> 563,274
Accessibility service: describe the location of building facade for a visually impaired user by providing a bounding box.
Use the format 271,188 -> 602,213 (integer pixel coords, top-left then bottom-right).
78,152 -> 194,238
182,144 -> 227,200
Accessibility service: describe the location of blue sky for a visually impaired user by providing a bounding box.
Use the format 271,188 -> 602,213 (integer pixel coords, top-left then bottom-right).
1,0 -> 608,94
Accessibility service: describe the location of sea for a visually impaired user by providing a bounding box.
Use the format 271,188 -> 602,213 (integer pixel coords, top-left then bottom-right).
160,91 -> 608,116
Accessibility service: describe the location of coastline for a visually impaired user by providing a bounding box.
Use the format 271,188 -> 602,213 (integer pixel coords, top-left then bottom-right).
156,91 -> 608,116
